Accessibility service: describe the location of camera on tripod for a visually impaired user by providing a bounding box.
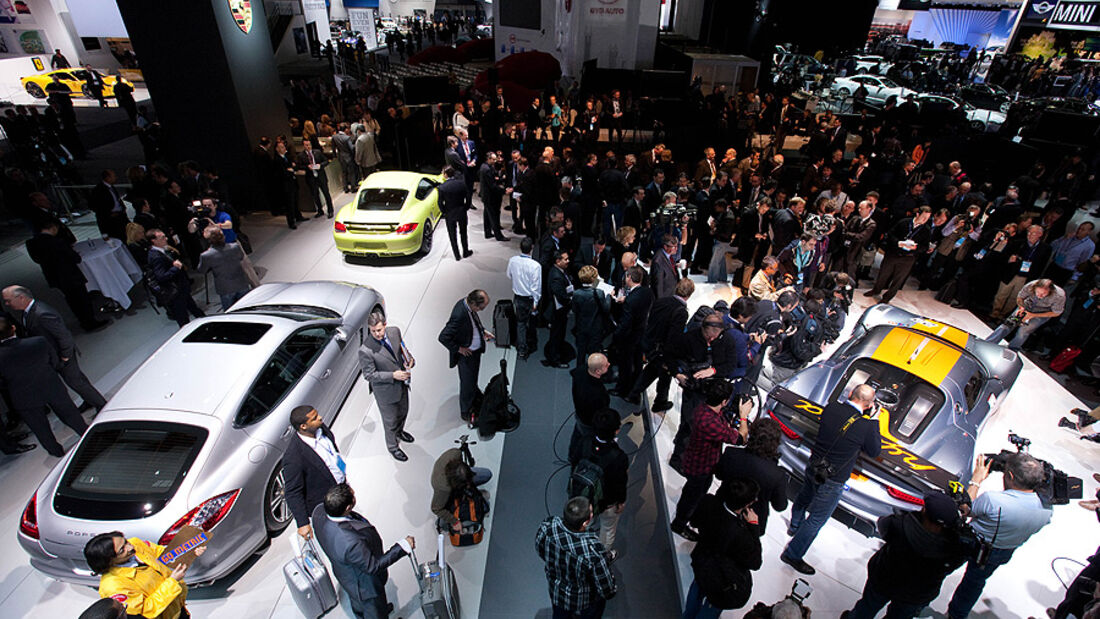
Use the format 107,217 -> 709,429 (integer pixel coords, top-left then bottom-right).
984,432 -> 1083,508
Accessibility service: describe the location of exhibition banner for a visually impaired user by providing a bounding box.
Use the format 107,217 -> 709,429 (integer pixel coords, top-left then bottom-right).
349,8 -> 378,47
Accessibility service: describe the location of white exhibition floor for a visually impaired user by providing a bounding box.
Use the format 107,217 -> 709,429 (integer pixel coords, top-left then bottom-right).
651,283 -> 1100,618
0,185 -> 1097,617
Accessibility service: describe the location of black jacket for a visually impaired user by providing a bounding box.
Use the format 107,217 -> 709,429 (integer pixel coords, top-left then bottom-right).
571,286 -> 611,342
689,494 -> 762,608
0,335 -> 64,409
865,512 -> 968,605
883,217 -> 933,258
598,167 -> 630,204
571,368 -> 610,426
479,163 -> 504,204
438,177 -> 468,219
576,437 -> 628,512
810,401 -> 881,481
438,299 -> 487,368
770,207 -> 802,254
666,328 -> 737,378
577,245 -> 613,281
20,301 -> 76,359
612,284 -> 653,346
641,295 -> 688,353
1000,238 -> 1051,283
284,424 -> 341,527
543,267 -> 573,321
25,232 -> 86,290
311,505 -> 406,606
715,447 -> 788,535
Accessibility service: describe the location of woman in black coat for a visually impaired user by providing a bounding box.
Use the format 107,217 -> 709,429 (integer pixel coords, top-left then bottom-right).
571,265 -> 613,369
683,478 -> 763,619
715,417 -> 789,536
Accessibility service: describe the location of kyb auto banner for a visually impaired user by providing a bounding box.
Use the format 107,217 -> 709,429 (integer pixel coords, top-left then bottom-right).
588,0 -> 627,24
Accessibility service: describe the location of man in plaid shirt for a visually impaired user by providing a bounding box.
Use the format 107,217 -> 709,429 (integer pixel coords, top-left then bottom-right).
671,378 -> 752,542
536,497 -> 618,618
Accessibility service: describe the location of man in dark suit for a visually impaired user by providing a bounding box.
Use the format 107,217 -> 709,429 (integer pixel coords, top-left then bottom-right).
455,129 -> 478,210
629,277 -> 693,411
611,266 -> 654,403
0,316 -> 88,457
650,234 -> 680,299
358,312 -> 415,462
313,484 -> 414,619
579,236 -> 614,281
863,207 -> 933,304
295,143 -> 334,218
285,405 -> 345,541
146,228 -> 205,327
438,290 -> 494,422
25,221 -> 105,331
275,141 -> 305,229
598,156 -> 630,236
439,167 -> 472,261
542,250 -> 574,368
737,199 -> 773,290
253,137 -> 281,214
89,169 -> 130,241
3,286 -> 107,412
770,199 -> 805,254
478,152 -> 508,241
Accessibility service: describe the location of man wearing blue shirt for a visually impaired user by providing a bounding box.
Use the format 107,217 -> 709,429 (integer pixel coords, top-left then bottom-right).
1046,222 -> 1095,285
947,453 -> 1052,618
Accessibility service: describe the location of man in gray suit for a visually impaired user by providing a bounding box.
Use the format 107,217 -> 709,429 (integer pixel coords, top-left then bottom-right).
194,229 -> 252,311
2,285 -> 107,412
358,312 -> 415,462
312,483 -> 414,619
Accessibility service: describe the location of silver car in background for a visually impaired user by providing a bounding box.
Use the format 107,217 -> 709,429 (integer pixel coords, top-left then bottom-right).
18,281 -> 382,585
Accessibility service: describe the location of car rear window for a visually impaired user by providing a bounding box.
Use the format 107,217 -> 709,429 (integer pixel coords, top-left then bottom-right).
183,322 -> 271,344
54,421 -> 207,520
357,188 -> 408,211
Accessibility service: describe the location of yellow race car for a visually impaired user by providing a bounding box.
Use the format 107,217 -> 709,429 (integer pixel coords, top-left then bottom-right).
333,171 -> 444,258
21,68 -> 119,99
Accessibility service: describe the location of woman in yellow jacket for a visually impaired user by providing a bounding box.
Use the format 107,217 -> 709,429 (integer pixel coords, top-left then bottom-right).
83,531 -> 205,619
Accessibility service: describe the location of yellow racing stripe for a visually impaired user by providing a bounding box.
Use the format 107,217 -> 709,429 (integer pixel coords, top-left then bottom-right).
908,319 -> 970,348
871,328 -> 961,386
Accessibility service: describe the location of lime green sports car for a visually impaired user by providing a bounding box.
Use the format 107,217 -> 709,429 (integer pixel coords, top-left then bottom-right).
333,171 -> 444,258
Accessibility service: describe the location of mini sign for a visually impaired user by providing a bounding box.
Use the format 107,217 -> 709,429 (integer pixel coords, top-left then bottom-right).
1048,0 -> 1100,31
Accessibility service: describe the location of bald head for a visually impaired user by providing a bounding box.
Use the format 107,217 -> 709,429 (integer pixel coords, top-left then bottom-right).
587,352 -> 609,377
850,384 -> 876,407
621,252 -> 637,268
1,285 -> 32,312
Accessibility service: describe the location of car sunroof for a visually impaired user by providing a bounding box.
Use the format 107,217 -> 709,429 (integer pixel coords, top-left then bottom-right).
182,322 -> 272,344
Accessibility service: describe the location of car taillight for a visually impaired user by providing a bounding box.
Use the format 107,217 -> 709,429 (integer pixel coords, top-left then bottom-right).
767,409 -> 802,440
334,221 -> 347,233
20,493 -> 38,539
886,486 -> 925,506
158,490 -> 240,545
394,222 -> 418,235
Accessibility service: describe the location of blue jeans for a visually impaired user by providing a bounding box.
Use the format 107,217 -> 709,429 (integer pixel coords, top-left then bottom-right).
848,581 -> 926,619
947,546 -> 1015,619
985,316 -> 1049,350
783,474 -> 846,561
219,289 -> 248,312
683,580 -> 723,619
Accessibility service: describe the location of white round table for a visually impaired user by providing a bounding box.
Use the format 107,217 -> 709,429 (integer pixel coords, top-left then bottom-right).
74,238 -> 143,310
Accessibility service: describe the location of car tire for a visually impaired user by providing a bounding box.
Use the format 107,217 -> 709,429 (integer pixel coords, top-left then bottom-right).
837,88 -> 851,99
970,120 -> 985,132
25,83 -> 45,99
418,221 -> 433,256
263,463 -> 293,535
856,67 -> 867,74
999,101 -> 1011,113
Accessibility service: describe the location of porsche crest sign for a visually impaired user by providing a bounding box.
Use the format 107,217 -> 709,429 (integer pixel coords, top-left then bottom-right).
229,0 -> 253,34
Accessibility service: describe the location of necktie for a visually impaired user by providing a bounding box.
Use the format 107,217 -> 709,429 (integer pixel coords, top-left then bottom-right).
380,338 -> 398,363
470,307 -> 484,336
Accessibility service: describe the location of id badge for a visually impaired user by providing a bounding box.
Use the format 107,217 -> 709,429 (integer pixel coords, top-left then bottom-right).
1020,260 -> 1031,273
974,249 -> 987,260
954,237 -> 966,248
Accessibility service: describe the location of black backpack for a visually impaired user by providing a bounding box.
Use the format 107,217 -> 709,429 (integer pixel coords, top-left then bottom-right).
568,457 -> 605,508
686,305 -> 717,332
789,314 -> 824,363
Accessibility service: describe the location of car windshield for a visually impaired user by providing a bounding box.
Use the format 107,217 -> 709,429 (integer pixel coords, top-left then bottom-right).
230,304 -> 341,321
829,358 -> 946,443
357,188 -> 408,211
54,421 -> 208,519
879,77 -> 899,88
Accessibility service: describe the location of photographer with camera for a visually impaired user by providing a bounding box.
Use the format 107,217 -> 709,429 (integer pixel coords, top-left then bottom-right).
945,453 -> 1052,618
186,195 -> 236,245
670,378 -> 751,542
781,384 -> 880,575
766,297 -> 827,387
667,316 -> 737,471
985,278 -> 1065,351
841,491 -> 968,619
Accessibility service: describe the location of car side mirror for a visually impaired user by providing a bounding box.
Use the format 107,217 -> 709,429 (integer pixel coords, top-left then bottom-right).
335,327 -> 350,347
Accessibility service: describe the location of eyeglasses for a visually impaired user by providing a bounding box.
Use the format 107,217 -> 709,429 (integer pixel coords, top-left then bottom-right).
702,322 -> 724,329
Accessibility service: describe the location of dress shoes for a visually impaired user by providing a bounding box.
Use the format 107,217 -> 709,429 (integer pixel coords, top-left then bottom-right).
652,400 -> 674,413
463,249 -> 474,258
83,319 -> 110,333
11,431 -> 30,442
862,290 -> 878,297
779,553 -> 816,575
389,448 -> 409,462
288,223 -> 298,230
313,211 -> 325,219
2,443 -> 35,455
326,211 -> 334,219
541,358 -> 569,369
295,214 -> 308,222
397,431 -> 415,443
496,235 -> 510,242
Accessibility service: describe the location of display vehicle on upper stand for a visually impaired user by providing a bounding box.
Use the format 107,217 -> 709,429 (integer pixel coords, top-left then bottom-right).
21,68 -> 120,99
763,304 -> 1023,535
18,281 -> 383,586
333,171 -> 443,259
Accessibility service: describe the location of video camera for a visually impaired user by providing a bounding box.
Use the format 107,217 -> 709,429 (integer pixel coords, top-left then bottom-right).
984,432 -> 1083,509
742,579 -> 812,618
656,203 -> 697,222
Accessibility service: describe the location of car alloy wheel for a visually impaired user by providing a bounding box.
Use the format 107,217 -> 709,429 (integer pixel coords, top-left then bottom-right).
419,221 -> 433,255
25,83 -> 45,99
970,120 -> 985,132
837,88 -> 851,99
264,464 -> 292,534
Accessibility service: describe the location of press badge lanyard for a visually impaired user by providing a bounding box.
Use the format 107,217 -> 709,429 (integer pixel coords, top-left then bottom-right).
1020,242 -> 1039,273
315,434 -> 347,477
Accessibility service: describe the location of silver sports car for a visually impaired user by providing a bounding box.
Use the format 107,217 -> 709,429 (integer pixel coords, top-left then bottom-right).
764,304 -> 1023,535
18,281 -> 383,585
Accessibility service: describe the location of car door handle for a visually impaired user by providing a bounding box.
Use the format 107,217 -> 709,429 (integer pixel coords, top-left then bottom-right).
320,369 -> 332,380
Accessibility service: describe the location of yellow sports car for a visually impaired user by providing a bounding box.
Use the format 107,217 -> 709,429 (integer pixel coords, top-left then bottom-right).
21,68 -> 119,99
334,171 -> 444,258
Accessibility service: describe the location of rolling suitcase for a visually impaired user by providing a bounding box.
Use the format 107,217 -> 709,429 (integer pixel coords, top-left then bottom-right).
409,533 -> 461,619
493,299 -> 516,348
283,535 -> 339,618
